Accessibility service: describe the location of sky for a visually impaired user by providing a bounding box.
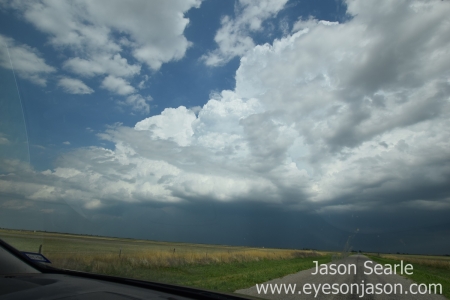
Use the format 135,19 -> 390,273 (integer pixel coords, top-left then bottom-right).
0,0 -> 450,255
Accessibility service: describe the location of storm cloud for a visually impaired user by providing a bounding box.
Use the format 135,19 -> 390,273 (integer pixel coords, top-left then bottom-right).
1,0 -> 450,253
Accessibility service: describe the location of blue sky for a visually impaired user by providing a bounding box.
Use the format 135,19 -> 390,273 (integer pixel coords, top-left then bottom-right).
1,0 -> 450,254
1,0 -> 348,164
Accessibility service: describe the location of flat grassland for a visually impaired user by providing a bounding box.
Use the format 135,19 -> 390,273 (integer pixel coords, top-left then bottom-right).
0,228 -> 329,292
368,254 -> 450,299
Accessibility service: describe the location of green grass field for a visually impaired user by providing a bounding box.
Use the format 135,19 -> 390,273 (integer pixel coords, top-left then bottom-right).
368,254 -> 450,299
0,228 -> 330,292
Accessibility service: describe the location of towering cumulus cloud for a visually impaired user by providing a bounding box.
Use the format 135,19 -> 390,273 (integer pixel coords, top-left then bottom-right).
1,0 -> 449,228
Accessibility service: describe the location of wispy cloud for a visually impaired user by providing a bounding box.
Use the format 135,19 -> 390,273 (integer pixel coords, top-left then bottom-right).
202,0 -> 288,66
58,77 -> 94,94
0,34 -> 55,86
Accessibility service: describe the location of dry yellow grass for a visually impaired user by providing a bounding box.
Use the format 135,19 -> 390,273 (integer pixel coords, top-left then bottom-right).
1,229 -> 328,291
47,249 -> 321,273
0,228 -> 322,274
380,254 -> 450,270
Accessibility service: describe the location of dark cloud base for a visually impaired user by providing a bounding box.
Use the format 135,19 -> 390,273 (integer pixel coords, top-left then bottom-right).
1,0 -> 450,258
1,199 -> 449,256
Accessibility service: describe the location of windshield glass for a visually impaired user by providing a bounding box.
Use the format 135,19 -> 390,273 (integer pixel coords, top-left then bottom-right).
1,0 -> 449,297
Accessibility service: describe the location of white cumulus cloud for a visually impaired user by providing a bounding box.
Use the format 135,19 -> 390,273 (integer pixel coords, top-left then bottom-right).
1,0 -> 450,217
101,75 -> 135,95
202,0 -> 288,66
2,0 -> 201,109
135,106 -> 197,147
58,77 -> 94,94
0,34 -> 55,86
122,94 -> 151,114
63,54 -> 141,78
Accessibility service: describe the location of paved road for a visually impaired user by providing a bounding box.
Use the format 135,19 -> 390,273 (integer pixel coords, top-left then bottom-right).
235,255 -> 445,299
